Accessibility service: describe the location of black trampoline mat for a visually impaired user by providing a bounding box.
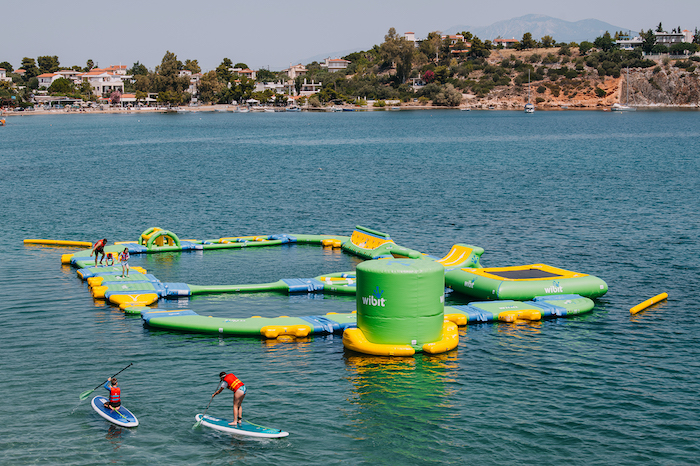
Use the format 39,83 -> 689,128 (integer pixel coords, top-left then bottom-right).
487,269 -> 563,279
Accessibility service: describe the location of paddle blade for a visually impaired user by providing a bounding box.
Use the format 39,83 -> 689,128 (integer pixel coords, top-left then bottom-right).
79,389 -> 94,401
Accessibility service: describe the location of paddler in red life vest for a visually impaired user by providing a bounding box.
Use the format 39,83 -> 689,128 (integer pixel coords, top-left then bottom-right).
103,377 -> 121,411
212,371 -> 246,426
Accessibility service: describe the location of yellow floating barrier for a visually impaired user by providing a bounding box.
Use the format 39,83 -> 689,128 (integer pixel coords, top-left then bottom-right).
422,321 -> 459,354
341,328 -> 416,356
630,293 -> 668,315
260,324 -> 311,339
24,239 -> 93,247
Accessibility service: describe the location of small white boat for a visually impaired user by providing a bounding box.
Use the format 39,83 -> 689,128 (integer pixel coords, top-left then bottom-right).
525,70 -> 535,114
286,106 -> 301,112
612,67 -> 636,112
264,108 -> 276,113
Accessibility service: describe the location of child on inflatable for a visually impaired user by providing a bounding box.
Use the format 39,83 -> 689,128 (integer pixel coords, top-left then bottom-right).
119,248 -> 130,278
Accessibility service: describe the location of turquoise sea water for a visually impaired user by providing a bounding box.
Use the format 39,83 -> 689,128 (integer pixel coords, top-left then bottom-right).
1,110 -> 699,465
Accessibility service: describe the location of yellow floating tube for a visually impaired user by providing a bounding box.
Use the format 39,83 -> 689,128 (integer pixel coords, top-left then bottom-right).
61,254 -> 73,264
497,309 -> 542,323
87,277 -> 104,287
630,293 -> 668,315
110,293 -> 159,308
91,286 -> 108,299
260,325 -> 311,339
422,321 -> 459,354
444,313 -> 468,326
342,328 -> 415,356
24,239 -> 93,247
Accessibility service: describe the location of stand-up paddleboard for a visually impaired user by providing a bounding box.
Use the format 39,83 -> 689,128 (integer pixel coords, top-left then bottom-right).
91,396 -> 139,428
195,414 -> 288,438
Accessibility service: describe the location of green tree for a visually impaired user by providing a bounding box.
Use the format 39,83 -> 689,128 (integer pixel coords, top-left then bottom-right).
183,59 -> 201,74
641,29 -> 656,54
469,36 -> 491,58
433,83 -> 462,106
21,57 -> 39,79
85,59 -> 94,71
256,69 -> 277,82
418,31 -> 442,61
578,41 -> 594,54
0,61 -> 13,73
594,32 -> 615,52
216,58 -> 233,83
79,80 -> 95,100
656,22 -> 663,33
156,51 -> 182,78
129,61 -> 148,76
47,77 -> 74,94
519,32 -> 537,50
540,35 -> 555,48
233,63 -> 249,69
134,90 -> 147,105
197,70 -> 223,103
38,55 -> 60,74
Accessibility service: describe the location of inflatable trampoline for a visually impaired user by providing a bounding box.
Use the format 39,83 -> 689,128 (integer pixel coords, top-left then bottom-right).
445,263 -> 608,301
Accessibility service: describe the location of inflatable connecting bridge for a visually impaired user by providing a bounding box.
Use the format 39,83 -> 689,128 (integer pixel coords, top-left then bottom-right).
135,294 -> 594,338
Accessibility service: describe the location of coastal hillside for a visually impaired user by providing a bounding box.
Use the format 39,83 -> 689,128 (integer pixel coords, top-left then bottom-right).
461,48 -> 700,109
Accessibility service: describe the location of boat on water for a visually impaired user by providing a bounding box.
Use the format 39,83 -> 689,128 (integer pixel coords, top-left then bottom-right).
286,106 -> 301,112
612,67 -> 636,112
264,108 -> 276,113
524,70 -> 535,113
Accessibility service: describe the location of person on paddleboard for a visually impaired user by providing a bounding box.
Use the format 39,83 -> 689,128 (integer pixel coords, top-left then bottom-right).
103,377 -> 121,410
212,371 -> 246,426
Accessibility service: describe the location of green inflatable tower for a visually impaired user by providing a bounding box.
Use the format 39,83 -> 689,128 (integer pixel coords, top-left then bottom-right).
343,259 -> 456,355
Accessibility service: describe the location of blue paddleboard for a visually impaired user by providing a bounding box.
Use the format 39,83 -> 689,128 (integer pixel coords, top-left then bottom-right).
91,396 -> 139,428
195,414 -> 288,438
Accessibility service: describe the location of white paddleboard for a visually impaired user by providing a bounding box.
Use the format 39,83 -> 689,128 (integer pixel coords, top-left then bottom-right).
91,396 -> 139,428
195,414 -> 288,438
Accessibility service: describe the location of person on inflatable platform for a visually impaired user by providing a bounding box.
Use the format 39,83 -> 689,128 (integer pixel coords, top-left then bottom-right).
119,248 -> 130,277
91,238 -> 107,266
103,377 -> 121,411
212,371 -> 246,426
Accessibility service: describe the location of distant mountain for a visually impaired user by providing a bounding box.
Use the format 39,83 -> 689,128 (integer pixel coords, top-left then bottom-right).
443,14 -> 631,43
291,14 -> 633,69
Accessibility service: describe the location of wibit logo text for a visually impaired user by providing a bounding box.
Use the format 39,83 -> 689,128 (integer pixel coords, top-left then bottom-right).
544,281 -> 563,293
362,286 -> 386,307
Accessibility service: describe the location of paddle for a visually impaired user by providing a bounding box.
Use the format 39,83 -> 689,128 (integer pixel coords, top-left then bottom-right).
193,386 -> 218,428
79,363 -> 133,401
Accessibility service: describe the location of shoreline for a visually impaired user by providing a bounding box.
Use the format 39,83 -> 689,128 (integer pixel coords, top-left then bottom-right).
4,103 -> 699,117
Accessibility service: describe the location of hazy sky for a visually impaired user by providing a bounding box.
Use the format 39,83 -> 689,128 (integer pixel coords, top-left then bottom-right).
2,0 -> 697,72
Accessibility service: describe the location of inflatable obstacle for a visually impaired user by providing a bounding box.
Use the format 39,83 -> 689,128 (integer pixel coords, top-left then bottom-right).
38,225 -> 607,355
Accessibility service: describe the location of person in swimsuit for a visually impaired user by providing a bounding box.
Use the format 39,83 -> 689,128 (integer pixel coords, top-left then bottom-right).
212,371 -> 246,426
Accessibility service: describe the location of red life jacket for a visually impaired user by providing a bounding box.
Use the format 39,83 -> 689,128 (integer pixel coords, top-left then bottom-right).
223,373 -> 243,391
109,386 -> 121,404
94,239 -> 106,249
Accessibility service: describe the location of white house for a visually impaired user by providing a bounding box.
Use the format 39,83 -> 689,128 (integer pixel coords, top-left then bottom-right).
232,68 -> 256,80
254,81 -> 286,95
178,69 -> 201,96
79,68 -> 125,96
616,36 -> 644,50
282,63 -> 307,79
655,31 -> 687,46
493,37 -> 518,49
37,73 -> 60,88
320,58 -> 350,72
299,78 -> 322,96
0,68 -> 11,83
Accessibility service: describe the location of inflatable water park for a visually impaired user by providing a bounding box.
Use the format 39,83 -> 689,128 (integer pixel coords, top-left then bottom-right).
29,225 -> 609,357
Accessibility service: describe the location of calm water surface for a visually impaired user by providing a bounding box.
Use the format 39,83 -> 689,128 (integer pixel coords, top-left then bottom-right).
1,110 -> 699,465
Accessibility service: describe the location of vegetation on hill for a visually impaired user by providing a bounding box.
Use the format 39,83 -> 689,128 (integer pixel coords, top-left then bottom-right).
2,24 -> 700,108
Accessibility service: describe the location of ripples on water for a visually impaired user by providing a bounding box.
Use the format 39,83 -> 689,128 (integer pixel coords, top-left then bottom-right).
1,110 -> 699,465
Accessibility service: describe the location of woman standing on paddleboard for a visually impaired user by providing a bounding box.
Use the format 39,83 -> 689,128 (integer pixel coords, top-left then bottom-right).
212,372 -> 246,426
